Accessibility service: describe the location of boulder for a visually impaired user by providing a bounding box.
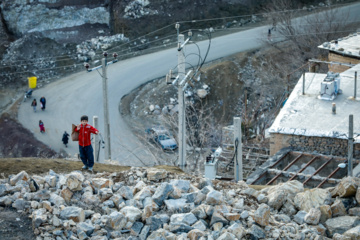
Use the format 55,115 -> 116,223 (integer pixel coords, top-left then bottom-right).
325,216 -> 360,237
107,211 -> 126,230
118,185 -> 133,200
170,213 -> 197,226
60,187 -> 73,203
59,206 -> 85,222
147,168 -> 167,181
209,211 -> 228,226
77,222 -> 95,236
134,187 -> 152,201
191,220 -> 207,231
254,203 -> 270,226
120,206 -> 142,223
206,190 -> 224,205
99,188 -> 113,202
170,179 -> 190,193
331,177 -> 359,198
187,229 -> 205,240
91,178 -> 113,189
9,171 -> 29,186
356,187 -> 360,204
227,222 -> 246,239
266,180 -> 304,210
319,205 -> 332,223
294,188 -> 332,212
152,183 -> 173,206
66,172 -> 85,191
304,208 -> 321,225
164,198 -> 187,212
331,198 -> 347,217
343,225 -> 360,239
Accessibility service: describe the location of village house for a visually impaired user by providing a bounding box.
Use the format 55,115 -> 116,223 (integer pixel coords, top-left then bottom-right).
318,33 -> 360,73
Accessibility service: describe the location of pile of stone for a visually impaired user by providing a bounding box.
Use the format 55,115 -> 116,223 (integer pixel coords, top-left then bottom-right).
1,167 -> 360,240
76,34 -> 129,62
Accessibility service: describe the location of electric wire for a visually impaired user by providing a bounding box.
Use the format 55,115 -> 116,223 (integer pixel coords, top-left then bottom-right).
1,2 -> 358,66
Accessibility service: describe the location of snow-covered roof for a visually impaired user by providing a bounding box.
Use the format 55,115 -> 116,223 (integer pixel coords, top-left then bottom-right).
269,63 -> 360,142
318,33 -> 360,58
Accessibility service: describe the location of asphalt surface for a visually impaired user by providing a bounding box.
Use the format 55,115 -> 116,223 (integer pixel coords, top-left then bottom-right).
17,3 -> 360,166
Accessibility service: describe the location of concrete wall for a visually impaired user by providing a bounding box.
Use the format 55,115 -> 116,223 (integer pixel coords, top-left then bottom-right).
328,52 -> 360,73
270,133 -> 360,158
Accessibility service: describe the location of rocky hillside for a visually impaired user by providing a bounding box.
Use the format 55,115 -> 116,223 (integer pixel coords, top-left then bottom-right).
1,167 -> 360,239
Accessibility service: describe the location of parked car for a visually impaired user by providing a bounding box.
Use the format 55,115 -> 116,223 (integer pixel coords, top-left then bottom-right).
145,127 -> 178,151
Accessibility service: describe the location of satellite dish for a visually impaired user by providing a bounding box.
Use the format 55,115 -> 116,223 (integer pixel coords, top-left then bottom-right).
338,163 -> 346,169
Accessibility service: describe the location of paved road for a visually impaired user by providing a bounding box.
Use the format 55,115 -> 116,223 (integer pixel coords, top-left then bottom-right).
18,3 -> 360,166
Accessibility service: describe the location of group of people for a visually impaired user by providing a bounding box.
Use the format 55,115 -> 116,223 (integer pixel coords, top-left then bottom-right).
31,96 -> 46,112
29,93 -> 98,170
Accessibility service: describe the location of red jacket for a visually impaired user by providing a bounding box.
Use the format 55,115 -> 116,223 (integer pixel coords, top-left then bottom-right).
75,124 -> 98,147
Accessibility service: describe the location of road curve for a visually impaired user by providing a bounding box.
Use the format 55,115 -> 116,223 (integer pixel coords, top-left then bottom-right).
17,3 -> 360,166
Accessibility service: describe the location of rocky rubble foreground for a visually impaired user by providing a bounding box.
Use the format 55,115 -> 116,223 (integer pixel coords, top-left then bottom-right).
1,168 -> 360,240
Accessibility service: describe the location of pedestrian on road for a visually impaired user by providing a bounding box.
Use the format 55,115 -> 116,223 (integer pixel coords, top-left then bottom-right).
31,99 -> 37,112
75,115 -> 99,171
40,96 -> 46,111
268,28 -> 272,41
39,120 -> 45,133
62,131 -> 69,148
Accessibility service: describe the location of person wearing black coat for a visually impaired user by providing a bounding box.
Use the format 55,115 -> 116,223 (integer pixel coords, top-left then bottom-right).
62,131 -> 69,147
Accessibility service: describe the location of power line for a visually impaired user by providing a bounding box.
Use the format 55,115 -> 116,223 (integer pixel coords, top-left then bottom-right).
0,4 -> 358,74
1,2 -> 356,66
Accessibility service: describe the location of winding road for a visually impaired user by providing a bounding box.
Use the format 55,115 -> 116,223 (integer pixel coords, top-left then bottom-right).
17,3 -> 360,166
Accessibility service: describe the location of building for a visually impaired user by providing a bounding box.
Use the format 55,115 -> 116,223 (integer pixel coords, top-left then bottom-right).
318,33 -> 360,73
269,63 -> 360,158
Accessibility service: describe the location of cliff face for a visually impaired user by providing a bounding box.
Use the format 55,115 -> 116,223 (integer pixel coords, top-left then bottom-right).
0,0 -> 261,42
0,0 -> 263,90
0,0 -> 110,41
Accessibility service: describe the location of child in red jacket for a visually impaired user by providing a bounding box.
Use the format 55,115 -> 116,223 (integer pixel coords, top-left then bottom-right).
75,115 -> 99,171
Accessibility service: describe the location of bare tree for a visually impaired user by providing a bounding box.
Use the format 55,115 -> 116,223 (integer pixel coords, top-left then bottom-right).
264,0 -> 353,59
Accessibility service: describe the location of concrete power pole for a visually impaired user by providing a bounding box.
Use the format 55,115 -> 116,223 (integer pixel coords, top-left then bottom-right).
348,114 -> 353,177
93,116 -> 100,162
234,117 -> 243,181
102,58 -> 111,160
178,34 -> 186,170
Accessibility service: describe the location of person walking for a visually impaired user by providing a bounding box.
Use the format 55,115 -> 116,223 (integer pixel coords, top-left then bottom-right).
62,131 -> 69,147
40,96 -> 46,111
31,99 -> 37,112
39,120 -> 45,133
74,115 -> 99,171
268,28 -> 272,41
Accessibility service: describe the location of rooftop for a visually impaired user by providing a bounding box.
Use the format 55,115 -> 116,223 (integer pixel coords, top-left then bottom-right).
269,63 -> 360,142
318,33 -> 360,58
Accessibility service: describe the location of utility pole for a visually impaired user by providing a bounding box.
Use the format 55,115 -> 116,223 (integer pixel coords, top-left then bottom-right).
234,117 -> 243,181
101,58 -> 111,160
178,33 -> 186,170
348,114 -> 353,177
93,116 -> 99,162
85,52 -> 118,161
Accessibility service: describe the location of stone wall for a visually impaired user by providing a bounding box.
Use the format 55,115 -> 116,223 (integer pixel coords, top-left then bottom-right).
270,133 -> 360,158
328,52 -> 360,73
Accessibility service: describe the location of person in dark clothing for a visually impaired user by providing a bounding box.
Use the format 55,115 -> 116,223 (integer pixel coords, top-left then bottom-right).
62,131 -> 69,147
31,99 -> 37,112
40,97 -> 46,110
